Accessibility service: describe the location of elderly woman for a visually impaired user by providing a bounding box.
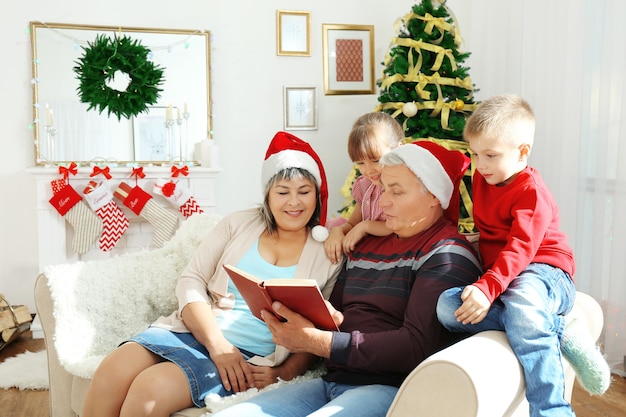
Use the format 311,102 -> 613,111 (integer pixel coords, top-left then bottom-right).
82,132 -> 342,417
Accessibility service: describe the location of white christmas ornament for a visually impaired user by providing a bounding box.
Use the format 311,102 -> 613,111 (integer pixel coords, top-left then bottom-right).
403,102 -> 418,117
311,225 -> 329,242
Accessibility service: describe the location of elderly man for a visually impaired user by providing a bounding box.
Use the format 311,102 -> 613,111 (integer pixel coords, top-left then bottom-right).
213,141 -> 482,417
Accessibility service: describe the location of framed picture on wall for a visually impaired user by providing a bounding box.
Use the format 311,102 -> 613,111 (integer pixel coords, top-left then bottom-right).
277,10 -> 311,56
322,24 -> 375,95
283,86 -> 318,130
133,106 -> 170,161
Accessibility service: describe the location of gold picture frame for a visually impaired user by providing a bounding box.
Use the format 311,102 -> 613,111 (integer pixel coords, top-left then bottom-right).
283,86 -> 318,131
322,24 -> 375,95
277,10 -> 311,56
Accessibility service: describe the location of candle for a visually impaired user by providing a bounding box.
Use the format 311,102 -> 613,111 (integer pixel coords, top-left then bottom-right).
50,109 -> 54,126
184,101 -> 188,114
177,107 -> 181,120
45,103 -> 52,125
166,105 -> 172,121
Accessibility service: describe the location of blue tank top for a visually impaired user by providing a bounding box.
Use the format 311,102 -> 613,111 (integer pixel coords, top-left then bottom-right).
216,239 -> 297,357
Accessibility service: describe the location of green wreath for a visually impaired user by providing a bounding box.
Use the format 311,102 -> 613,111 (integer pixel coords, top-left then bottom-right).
74,34 -> 165,121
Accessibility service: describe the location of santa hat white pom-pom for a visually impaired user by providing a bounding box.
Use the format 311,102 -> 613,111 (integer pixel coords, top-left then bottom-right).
312,225 -> 329,242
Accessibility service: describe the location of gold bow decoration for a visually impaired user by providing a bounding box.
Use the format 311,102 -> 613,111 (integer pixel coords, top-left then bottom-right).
391,38 -> 457,73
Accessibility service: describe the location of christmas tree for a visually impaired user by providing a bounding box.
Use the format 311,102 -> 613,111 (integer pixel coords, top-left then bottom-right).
336,0 -> 478,233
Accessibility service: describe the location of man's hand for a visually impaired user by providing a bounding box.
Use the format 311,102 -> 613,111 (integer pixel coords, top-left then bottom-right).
261,302 -> 334,358
454,285 -> 491,325
325,300 -> 344,328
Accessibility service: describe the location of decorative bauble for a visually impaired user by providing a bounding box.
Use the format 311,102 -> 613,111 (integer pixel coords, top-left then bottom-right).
403,102 -> 418,117
311,225 -> 329,242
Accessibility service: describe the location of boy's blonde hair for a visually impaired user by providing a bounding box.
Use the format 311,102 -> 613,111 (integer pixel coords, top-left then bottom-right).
348,112 -> 404,162
464,94 -> 535,147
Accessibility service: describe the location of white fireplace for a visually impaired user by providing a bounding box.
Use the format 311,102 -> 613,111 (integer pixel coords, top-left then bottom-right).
28,165 -> 221,269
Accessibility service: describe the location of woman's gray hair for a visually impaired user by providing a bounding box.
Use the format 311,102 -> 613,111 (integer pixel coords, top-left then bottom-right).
258,167 -> 322,234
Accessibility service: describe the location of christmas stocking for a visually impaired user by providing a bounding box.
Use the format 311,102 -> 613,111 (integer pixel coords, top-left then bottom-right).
49,180 -> 103,254
83,181 -> 130,252
114,182 -> 178,248
153,179 -> 204,218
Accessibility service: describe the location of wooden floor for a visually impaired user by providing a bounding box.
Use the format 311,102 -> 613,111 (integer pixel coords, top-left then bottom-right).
1,331 -> 625,417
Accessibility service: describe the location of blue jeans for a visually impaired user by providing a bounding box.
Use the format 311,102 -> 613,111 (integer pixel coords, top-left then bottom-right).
437,263 -> 576,417
212,377 -> 399,417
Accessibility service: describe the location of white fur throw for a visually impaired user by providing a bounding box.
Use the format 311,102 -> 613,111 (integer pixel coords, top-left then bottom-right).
44,213 -> 222,378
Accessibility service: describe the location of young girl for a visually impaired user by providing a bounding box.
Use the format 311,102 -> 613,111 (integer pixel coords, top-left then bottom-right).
324,112 -> 404,264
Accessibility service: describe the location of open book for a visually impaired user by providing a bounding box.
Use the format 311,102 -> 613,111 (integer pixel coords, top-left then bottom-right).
223,264 -> 339,331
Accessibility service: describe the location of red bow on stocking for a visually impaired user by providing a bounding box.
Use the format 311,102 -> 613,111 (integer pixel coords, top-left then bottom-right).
171,165 -> 189,177
59,162 -> 78,181
90,166 -> 112,180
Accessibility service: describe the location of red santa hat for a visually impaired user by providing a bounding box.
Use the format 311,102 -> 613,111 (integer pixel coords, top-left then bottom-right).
262,131 -> 329,241
388,141 -> 470,224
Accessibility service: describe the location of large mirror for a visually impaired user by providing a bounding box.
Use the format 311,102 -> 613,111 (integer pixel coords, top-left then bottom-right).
30,22 -> 211,166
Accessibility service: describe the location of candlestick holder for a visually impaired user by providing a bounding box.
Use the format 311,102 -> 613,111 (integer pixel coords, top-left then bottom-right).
182,111 -> 190,163
164,119 -> 175,164
176,116 -> 184,163
44,124 -> 57,162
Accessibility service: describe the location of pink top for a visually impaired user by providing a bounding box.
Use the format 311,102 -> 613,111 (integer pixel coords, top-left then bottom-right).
352,175 -> 386,221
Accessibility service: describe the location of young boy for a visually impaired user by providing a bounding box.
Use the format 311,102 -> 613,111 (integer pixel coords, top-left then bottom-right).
436,94 -> 610,417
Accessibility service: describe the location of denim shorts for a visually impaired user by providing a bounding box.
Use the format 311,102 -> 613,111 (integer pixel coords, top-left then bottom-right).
128,326 -> 253,407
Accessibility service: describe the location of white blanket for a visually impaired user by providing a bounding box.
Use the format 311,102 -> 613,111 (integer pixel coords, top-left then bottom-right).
44,213 -> 222,378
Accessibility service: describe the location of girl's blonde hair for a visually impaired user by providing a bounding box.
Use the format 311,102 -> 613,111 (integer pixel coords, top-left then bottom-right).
347,112 -> 404,161
464,94 -> 536,147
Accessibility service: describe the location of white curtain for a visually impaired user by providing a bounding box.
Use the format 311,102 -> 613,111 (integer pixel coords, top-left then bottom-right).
574,0 -> 626,374
454,0 -> 626,372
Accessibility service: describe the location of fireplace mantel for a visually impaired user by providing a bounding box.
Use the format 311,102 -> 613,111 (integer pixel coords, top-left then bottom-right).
27,165 -> 221,270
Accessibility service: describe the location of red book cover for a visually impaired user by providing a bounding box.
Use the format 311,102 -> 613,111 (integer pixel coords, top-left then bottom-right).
223,264 -> 338,331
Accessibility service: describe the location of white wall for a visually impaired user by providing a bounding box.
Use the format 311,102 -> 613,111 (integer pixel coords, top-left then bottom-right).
0,0 -> 415,310
4,2 -> 624,367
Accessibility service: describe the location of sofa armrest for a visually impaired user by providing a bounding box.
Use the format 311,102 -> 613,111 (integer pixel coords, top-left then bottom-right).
35,272 -> 78,417
386,291 -> 603,417
387,330 -> 526,417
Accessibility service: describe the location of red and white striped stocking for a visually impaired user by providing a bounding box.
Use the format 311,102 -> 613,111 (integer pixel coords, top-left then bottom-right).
83,181 -> 130,252
153,179 -> 204,218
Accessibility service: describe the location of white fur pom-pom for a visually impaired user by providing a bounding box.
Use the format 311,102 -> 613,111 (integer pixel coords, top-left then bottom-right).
311,225 -> 329,242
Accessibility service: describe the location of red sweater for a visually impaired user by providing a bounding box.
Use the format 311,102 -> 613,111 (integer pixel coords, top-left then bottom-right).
473,167 -> 575,303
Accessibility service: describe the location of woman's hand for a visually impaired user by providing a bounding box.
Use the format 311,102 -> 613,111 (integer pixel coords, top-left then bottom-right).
206,336 -> 254,393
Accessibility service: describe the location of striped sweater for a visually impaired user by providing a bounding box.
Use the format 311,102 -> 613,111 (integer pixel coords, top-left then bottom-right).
324,217 -> 482,387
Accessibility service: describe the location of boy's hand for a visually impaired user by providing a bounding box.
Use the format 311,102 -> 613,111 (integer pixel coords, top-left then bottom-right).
454,285 -> 491,324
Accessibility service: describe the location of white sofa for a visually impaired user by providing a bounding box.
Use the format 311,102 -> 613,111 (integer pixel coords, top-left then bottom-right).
34,213 -> 603,417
